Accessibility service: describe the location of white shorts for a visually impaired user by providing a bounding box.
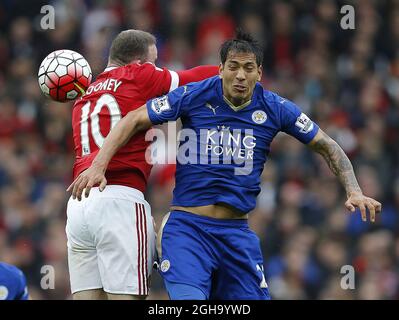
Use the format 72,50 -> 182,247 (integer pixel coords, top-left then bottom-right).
66,185 -> 156,295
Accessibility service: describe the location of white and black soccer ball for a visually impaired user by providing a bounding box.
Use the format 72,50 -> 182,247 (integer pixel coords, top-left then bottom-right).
38,49 -> 92,102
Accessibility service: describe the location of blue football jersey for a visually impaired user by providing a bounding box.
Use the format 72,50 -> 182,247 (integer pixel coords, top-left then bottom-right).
0,262 -> 29,300
146,76 -> 319,213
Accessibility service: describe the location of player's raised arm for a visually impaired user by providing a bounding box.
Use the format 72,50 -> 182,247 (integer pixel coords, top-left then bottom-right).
277,95 -> 382,223
138,63 -> 218,96
307,129 -> 382,222
67,105 -> 151,200
175,65 -> 219,88
68,83 -> 190,200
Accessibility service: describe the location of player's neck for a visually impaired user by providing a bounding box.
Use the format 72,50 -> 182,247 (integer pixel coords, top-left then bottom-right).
223,95 -> 252,111
107,58 -> 143,69
106,61 -> 123,69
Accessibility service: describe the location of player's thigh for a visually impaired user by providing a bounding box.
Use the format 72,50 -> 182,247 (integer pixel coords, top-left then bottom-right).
90,195 -> 156,296
164,280 -> 207,300
157,211 -> 217,299
66,196 -> 92,249
66,197 -> 102,294
73,289 -> 107,300
212,228 -> 271,300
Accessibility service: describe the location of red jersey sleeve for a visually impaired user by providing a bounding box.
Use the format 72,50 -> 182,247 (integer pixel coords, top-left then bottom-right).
136,62 -> 174,96
176,65 -> 219,87
136,63 -> 219,96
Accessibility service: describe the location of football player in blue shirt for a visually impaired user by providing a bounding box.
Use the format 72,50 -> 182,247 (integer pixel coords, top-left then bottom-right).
0,262 -> 29,300
69,30 -> 382,300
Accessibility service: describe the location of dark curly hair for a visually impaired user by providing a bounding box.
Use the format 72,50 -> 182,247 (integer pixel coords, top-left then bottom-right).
219,28 -> 263,66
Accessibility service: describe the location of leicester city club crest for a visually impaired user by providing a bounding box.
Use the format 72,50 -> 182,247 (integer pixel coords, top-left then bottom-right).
252,110 -> 267,124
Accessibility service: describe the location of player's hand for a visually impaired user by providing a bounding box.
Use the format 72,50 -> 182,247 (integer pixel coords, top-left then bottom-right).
67,165 -> 107,201
345,192 -> 382,223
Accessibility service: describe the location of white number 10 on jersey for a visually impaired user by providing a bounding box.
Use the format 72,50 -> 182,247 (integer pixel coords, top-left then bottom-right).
80,93 -> 121,156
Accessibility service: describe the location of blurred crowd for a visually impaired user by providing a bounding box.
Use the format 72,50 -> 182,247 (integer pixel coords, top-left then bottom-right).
0,0 -> 398,300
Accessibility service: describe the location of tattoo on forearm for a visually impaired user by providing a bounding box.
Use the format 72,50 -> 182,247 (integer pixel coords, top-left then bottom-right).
310,132 -> 361,195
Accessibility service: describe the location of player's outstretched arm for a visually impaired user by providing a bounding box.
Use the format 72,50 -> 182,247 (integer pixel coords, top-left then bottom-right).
307,129 -> 382,222
176,65 -> 219,86
67,105 -> 151,201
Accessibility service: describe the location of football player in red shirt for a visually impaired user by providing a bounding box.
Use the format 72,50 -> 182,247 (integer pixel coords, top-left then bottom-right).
66,29 -> 218,300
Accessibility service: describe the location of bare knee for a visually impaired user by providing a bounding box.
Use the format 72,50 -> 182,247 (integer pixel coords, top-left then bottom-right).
73,289 -> 107,300
106,293 -> 147,300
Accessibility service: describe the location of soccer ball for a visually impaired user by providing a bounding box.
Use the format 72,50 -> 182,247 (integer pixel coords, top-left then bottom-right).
38,49 -> 92,102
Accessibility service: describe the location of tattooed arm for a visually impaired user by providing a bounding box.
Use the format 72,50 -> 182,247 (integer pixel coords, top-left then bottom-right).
308,129 -> 382,222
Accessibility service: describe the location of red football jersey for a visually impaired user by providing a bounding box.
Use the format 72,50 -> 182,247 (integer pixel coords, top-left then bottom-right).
71,62 -> 218,192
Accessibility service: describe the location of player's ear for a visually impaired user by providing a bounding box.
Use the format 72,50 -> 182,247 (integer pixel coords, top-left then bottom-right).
219,63 -> 223,78
257,65 -> 262,82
